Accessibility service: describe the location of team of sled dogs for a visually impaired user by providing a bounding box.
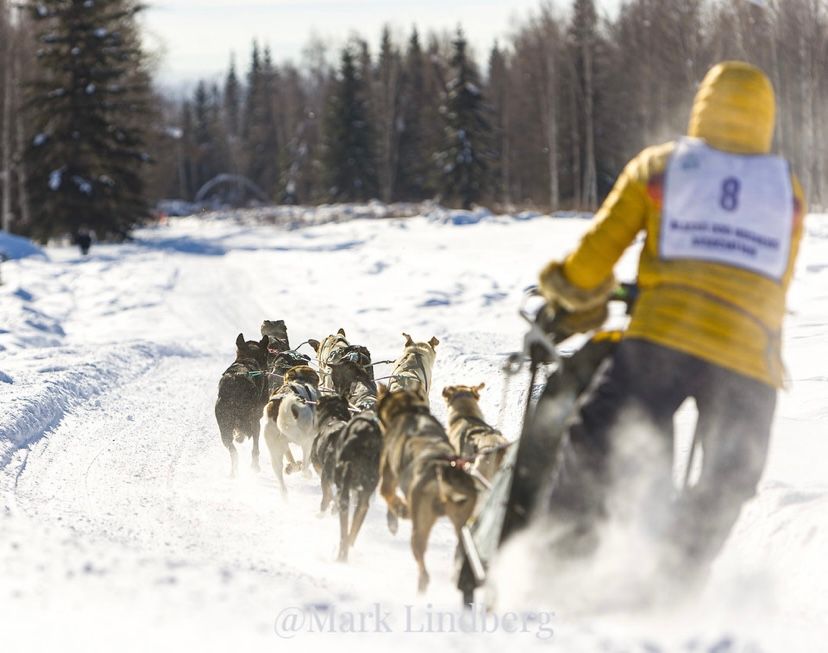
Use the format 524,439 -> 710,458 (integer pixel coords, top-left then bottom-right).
215,319 -> 508,592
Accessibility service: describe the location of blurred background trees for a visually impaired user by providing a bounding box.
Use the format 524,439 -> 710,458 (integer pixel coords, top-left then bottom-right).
3,0 -> 828,240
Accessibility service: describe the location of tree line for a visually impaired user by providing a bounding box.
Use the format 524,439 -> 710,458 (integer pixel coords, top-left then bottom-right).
2,0 -> 828,241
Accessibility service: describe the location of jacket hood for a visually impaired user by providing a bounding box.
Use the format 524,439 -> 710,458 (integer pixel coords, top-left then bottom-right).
688,61 -> 775,154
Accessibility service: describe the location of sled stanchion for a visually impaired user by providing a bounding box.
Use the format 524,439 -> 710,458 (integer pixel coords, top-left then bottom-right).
461,526 -> 486,585
683,429 -> 700,490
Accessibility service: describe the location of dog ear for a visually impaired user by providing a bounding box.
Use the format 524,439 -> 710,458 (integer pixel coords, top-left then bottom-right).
402,332 -> 414,347
376,382 -> 388,403
235,333 -> 245,349
473,382 -> 486,398
429,336 -> 440,348
308,339 -> 320,352
337,327 -> 346,337
442,386 -> 454,400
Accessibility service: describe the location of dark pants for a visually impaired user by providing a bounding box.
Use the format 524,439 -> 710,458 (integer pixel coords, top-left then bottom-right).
548,338 -> 776,572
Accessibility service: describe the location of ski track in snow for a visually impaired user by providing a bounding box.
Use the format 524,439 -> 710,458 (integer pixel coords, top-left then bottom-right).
1,211 -> 827,652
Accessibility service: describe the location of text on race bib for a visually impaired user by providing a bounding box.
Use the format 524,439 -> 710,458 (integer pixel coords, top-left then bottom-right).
660,138 -> 794,281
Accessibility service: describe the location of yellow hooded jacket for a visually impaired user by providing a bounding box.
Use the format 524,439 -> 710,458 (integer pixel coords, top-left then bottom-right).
562,62 -> 806,388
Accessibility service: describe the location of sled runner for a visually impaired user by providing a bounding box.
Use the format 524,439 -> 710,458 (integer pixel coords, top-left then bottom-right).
456,284 -> 637,605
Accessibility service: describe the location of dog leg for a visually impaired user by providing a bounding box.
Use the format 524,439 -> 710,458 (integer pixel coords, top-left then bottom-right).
248,417 -> 261,473
301,443 -> 313,479
379,460 -> 400,535
217,412 -> 238,478
337,487 -> 350,563
349,491 -> 371,548
262,419 -> 289,498
319,478 -> 334,516
284,445 -> 302,475
228,444 -> 238,479
410,488 -> 439,594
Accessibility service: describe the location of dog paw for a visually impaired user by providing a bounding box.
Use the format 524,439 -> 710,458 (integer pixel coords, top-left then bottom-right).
387,511 -> 399,535
284,462 -> 302,475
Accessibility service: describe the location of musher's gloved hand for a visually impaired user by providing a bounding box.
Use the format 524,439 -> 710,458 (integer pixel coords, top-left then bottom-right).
538,260 -> 615,312
537,302 -> 609,339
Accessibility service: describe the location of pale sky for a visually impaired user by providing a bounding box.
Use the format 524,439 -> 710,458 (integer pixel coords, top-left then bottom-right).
143,0 -> 621,91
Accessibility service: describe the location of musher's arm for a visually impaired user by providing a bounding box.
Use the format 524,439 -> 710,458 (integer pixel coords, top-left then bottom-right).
539,156 -> 648,309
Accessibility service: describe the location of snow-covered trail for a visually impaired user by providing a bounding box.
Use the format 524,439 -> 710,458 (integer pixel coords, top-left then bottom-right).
1,211 -> 827,652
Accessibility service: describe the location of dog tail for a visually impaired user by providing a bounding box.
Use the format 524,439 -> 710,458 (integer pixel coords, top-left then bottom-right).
437,463 -> 478,509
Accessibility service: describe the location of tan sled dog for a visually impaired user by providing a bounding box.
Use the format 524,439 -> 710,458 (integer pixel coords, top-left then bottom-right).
388,333 -> 439,398
260,365 -> 320,494
442,383 -> 509,482
309,328 -> 349,390
377,386 -> 477,593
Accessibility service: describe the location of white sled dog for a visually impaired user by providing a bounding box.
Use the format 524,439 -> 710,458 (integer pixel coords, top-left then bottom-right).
260,365 -> 320,495
388,333 -> 440,398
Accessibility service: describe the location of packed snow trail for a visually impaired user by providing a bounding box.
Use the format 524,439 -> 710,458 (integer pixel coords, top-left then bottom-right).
1,210 -> 826,652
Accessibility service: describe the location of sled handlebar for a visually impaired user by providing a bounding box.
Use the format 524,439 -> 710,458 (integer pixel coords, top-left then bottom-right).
506,283 -> 638,371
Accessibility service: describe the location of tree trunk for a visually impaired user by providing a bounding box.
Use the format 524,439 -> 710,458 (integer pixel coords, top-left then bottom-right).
568,52 -> 581,208
543,32 -> 560,210
12,20 -> 30,227
1,2 -> 13,232
581,32 -> 597,209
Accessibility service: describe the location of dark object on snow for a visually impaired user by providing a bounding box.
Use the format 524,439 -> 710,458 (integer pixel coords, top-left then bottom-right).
261,319 -> 290,353
215,333 -> 270,477
73,228 -> 93,255
311,393 -> 382,563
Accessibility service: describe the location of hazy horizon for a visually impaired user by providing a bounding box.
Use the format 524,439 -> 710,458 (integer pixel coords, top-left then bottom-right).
143,0 -> 622,92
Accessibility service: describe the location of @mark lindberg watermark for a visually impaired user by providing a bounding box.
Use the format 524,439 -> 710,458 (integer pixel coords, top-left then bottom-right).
274,602 -> 555,639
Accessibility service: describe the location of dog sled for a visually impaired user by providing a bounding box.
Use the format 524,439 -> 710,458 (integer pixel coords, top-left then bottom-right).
456,284 -> 638,605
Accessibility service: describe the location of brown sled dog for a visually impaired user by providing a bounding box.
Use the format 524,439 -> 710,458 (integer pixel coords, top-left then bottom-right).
215,333 -> 270,477
388,333 -> 439,398
377,386 -> 477,593
442,383 -> 509,482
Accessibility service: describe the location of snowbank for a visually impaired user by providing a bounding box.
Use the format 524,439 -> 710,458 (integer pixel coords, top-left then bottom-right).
0,231 -> 47,261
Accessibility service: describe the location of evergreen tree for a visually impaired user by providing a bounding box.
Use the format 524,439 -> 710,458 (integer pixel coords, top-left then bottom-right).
242,42 -> 279,198
375,26 -> 402,202
223,54 -> 241,139
322,46 -> 377,201
569,0 -> 599,207
25,0 -> 152,242
487,42 -> 510,207
178,100 -> 195,200
191,81 -> 230,194
437,29 -> 491,210
395,29 -> 431,201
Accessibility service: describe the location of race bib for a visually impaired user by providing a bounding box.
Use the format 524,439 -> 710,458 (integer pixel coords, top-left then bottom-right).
661,138 -> 793,281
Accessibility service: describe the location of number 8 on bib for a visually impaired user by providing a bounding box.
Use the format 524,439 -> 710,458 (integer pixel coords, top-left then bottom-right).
660,138 -> 794,281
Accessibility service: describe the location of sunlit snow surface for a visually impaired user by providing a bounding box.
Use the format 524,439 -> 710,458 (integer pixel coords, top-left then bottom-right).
1,208 -> 826,652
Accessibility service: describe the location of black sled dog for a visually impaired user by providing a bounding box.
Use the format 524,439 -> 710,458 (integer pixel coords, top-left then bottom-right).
311,360 -> 382,562
215,333 -> 269,477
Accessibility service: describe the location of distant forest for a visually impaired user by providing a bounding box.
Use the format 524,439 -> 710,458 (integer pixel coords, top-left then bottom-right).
2,0 -> 827,239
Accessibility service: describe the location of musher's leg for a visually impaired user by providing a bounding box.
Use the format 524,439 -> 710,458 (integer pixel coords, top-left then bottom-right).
545,338 -> 694,551
673,366 -> 777,572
